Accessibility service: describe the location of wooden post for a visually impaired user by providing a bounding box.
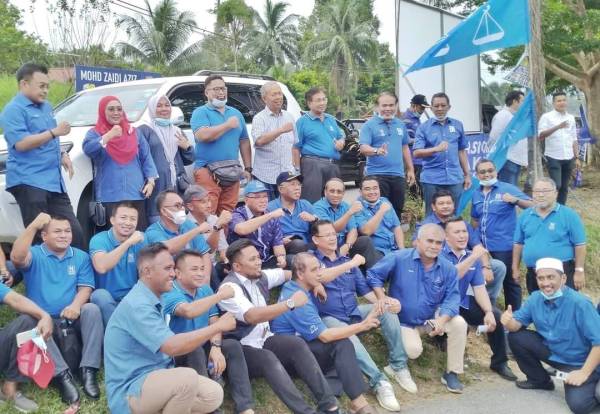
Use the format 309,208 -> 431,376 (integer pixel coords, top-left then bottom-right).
527,0 -> 545,184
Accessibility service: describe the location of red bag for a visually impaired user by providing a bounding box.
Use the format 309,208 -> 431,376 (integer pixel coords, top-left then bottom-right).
17,340 -> 55,388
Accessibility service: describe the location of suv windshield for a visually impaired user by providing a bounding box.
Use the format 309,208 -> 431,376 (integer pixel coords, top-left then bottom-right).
54,83 -> 164,127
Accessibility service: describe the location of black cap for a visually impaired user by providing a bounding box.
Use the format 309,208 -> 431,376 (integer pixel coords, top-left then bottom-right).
410,94 -> 430,107
276,171 -> 303,186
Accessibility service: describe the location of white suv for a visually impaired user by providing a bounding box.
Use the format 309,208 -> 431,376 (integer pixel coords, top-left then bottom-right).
0,72 -> 302,243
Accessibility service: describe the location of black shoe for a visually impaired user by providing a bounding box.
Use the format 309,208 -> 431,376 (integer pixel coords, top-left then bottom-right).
516,379 -> 555,391
52,370 -> 80,404
491,364 -> 518,381
80,367 -> 100,399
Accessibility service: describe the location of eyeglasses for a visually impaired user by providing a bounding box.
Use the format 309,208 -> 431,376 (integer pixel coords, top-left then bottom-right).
246,194 -> 269,199
314,233 -> 337,239
477,168 -> 495,174
208,87 -> 227,93
532,189 -> 556,194
163,203 -> 185,209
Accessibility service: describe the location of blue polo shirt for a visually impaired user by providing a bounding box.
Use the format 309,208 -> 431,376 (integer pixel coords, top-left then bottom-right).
190,104 -> 249,168
413,117 -> 467,185
471,181 -> 530,252
514,287 -> 600,370
145,219 -> 210,254
161,281 -> 219,334
0,93 -> 64,193
360,116 -> 409,177
354,197 -> 401,254
313,250 -> 372,324
312,198 -> 357,245
19,244 -> 95,317
271,280 -> 327,341
412,213 -> 481,247
104,281 -> 175,414
89,229 -> 146,301
295,112 -> 344,160
366,248 -> 460,327
441,246 -> 485,309
268,198 -> 315,242
0,283 -> 11,303
514,204 -> 586,267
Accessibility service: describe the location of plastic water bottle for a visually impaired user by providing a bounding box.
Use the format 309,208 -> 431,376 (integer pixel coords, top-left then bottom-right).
573,168 -> 582,188
207,361 -> 224,386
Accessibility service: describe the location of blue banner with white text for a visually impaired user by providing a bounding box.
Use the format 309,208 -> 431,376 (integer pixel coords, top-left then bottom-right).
75,65 -> 161,92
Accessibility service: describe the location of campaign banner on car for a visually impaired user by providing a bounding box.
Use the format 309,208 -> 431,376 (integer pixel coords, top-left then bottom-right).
75,65 -> 161,91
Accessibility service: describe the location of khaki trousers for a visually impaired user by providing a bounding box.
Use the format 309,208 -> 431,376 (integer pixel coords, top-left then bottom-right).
129,367 -> 223,414
400,315 -> 467,374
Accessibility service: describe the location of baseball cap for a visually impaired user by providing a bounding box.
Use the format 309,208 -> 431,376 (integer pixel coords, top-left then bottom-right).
183,185 -> 209,203
276,171 -> 303,186
17,340 -> 55,388
535,257 -> 564,273
244,180 -> 268,196
410,94 -> 430,107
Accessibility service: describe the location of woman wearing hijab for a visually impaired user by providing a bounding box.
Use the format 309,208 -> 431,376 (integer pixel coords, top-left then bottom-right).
136,94 -> 194,223
83,96 -> 158,230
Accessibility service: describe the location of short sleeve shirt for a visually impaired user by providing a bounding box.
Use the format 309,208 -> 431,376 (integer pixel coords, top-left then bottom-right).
267,198 -> 315,242
145,219 -> 210,254
312,198 -> 357,246
0,283 -> 11,303
354,197 -> 401,254
295,112 -> 344,160
360,116 -> 409,177
441,246 -> 485,309
539,110 -> 577,160
161,281 -> 219,334
228,205 -> 283,261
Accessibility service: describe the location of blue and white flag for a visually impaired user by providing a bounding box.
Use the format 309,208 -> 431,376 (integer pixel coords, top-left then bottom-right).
406,0 -> 530,75
457,91 -> 535,213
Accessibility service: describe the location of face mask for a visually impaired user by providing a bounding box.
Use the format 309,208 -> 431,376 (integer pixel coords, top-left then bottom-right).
479,178 -> 497,187
435,115 -> 447,122
210,98 -> 227,108
170,210 -> 186,225
540,287 -> 563,301
154,118 -> 172,127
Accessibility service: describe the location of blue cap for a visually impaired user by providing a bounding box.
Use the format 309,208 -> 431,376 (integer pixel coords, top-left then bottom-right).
244,180 -> 268,196
276,170 -> 303,186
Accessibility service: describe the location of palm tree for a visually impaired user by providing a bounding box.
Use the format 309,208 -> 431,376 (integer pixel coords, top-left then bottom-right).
248,0 -> 300,69
115,0 -> 201,73
304,0 -> 378,111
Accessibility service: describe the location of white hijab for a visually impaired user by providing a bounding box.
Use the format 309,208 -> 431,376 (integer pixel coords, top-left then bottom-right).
147,94 -> 179,186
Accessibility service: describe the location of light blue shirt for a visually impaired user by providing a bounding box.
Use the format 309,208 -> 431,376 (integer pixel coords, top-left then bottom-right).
267,198 -> 315,242
354,197 -> 401,254
161,281 -> 219,334
0,283 -> 11,303
145,219 -> 210,254
295,112 -> 344,160
360,116 -> 409,177
104,281 -> 175,414
312,197 -> 357,245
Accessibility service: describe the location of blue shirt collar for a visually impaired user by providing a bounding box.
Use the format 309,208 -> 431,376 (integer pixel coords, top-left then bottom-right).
135,280 -> 162,304
40,243 -> 74,260
404,109 -> 421,120
411,248 -> 441,269
15,92 -> 41,108
172,280 -> 197,300
306,111 -> 329,121
533,203 -> 560,217
205,103 -> 232,112
157,219 -> 181,236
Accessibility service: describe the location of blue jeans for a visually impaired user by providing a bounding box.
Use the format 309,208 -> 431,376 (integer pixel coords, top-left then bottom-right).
90,288 -> 118,326
322,304 -> 407,389
421,182 -> 464,216
486,258 -> 506,305
497,160 -> 522,187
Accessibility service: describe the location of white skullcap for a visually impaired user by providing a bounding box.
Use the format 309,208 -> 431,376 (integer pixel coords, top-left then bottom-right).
535,258 -> 564,273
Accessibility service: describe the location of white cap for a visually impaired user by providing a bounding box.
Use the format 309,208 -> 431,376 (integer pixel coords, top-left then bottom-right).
535,258 -> 564,273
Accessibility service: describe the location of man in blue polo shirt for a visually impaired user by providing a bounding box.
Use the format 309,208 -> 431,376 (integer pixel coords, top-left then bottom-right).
11,213 -> 103,403
162,250 -> 254,414
191,74 -> 252,214
442,217 -> 516,381
295,87 -> 345,202
413,92 -> 471,215
402,94 -> 430,199
502,258 -> 600,414
360,91 -> 415,219
367,223 -> 468,393
272,252 -> 379,414
471,159 -> 533,310
104,243 -> 231,414
354,176 -> 404,255
313,178 -> 382,270
268,171 -> 318,254
0,63 -> 83,248
513,177 -> 586,294
89,202 -> 146,325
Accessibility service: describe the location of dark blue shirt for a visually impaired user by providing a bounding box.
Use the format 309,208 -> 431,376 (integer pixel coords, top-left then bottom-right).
360,116 -> 409,177
0,93 -> 64,192
312,198 -> 357,246
471,181 -> 530,252
413,117 -> 467,185
401,109 -> 423,166
354,197 -> 401,254
412,213 -> 481,248
295,112 -> 344,160
441,246 -> 485,309
514,287 -> 600,370
161,281 -> 219,334
228,205 -> 283,261
366,248 -> 460,327
267,198 -> 315,242
313,249 -> 372,324
145,219 -> 210,254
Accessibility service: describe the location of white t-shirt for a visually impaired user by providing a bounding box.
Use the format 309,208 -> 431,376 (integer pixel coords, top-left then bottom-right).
490,107 -> 528,167
539,109 -> 577,160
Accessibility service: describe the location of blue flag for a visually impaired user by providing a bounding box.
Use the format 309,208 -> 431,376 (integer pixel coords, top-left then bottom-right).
406,0 -> 530,75
457,91 -> 535,213
579,104 -> 597,144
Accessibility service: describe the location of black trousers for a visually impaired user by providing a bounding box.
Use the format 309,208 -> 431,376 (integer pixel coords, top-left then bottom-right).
374,175 -> 406,220
349,235 -> 383,272
175,339 -> 254,413
526,260 -> 575,294
0,314 -> 39,382
546,156 -> 574,205
300,156 -> 341,203
459,297 -> 507,369
243,335 -> 337,414
407,164 -> 422,200
306,338 -> 367,401
509,329 -> 600,414
8,184 -> 84,250
490,250 -> 522,310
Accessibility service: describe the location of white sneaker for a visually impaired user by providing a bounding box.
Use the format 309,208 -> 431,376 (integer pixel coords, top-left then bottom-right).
385,365 -> 418,394
375,380 -> 400,412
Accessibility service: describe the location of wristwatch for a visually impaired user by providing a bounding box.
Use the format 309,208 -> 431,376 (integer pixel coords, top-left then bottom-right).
244,166 -> 253,173
212,225 -> 221,232
210,340 -> 222,347
285,298 -> 295,310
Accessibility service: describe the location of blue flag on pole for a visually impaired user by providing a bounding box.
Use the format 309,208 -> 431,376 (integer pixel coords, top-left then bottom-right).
406,0 -> 530,75
457,91 -> 535,213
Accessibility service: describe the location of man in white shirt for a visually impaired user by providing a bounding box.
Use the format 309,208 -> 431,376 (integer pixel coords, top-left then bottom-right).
490,91 -> 526,187
538,92 -> 579,205
218,239 -> 344,414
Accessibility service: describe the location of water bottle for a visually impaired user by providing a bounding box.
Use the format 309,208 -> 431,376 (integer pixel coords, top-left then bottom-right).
207,361 -> 224,386
573,168 -> 582,188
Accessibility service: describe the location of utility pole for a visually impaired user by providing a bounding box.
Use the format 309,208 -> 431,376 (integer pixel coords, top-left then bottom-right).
527,0 -> 545,185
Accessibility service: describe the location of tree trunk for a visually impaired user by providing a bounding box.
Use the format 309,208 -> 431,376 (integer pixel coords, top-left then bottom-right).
528,0 -> 545,183
586,73 -> 600,165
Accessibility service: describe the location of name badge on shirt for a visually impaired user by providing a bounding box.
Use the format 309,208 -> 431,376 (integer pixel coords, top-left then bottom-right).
379,129 -> 386,137
127,252 -> 135,263
329,125 -> 334,132
549,222 -> 556,231
396,128 -> 403,136
309,325 -> 319,334
495,193 -> 502,201
448,125 -> 456,133
67,265 -> 76,276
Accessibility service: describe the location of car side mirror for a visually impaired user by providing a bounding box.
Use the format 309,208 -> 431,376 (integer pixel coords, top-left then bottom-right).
171,106 -> 185,126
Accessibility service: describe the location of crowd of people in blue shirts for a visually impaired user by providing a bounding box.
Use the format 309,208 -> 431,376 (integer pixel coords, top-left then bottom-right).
0,62 -> 599,414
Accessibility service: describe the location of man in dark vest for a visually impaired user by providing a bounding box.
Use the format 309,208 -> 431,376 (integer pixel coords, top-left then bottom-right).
218,239 -> 345,414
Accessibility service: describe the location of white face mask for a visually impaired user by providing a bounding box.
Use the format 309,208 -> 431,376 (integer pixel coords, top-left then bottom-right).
211,98 -> 227,108
170,210 -> 187,225
435,115 -> 447,122
480,178 -> 498,187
